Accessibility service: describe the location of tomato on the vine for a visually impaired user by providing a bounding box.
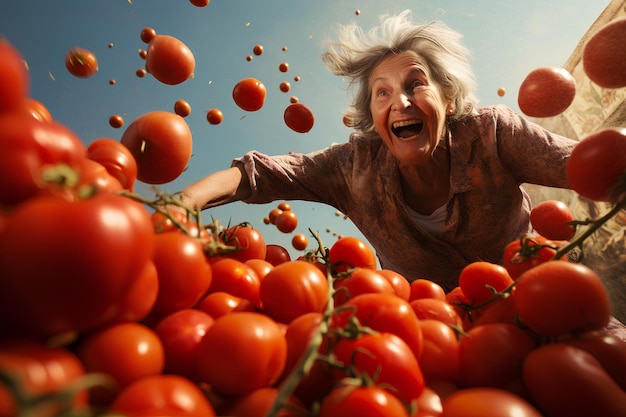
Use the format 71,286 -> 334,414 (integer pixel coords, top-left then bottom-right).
502,235 -> 562,279
208,257 -> 262,308
145,35 -> 195,85
530,199 -> 575,240
319,385 -> 411,417
222,223 -> 267,262
195,312 -> 287,396
333,267 -> 395,306
458,261 -> 513,305
120,111 -> 192,184
196,291 -> 255,319
418,319 -> 461,384
86,138 -> 137,191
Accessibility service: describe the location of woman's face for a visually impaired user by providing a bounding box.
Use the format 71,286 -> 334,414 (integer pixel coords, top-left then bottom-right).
369,51 -> 451,166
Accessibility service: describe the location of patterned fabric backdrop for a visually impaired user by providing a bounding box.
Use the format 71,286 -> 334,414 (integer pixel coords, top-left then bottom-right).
524,0 -> 626,322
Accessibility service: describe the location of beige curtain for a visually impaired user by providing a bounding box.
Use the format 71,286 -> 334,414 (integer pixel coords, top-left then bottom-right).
524,0 -> 626,322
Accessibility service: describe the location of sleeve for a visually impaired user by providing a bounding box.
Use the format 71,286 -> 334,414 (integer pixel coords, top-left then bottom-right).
493,105 -> 577,188
230,142 -> 355,209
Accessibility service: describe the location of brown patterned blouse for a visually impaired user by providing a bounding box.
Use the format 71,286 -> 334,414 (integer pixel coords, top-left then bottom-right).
233,105 -> 576,292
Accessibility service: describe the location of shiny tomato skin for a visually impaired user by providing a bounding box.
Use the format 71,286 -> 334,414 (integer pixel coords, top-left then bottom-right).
458,261 -> 513,305
441,387 -> 542,417
319,385 -> 411,417
583,17 -> 626,88
260,260 -> 328,323
149,232 -> 213,319
458,323 -> 536,388
418,319 -> 461,384
284,102 -> 314,133
0,114 -> 86,207
378,269 -> 411,301
529,200 -> 575,240
76,322 -> 165,405
206,108 -> 223,125
223,223 -> 267,262
566,128 -> 626,202
280,312 -> 323,382
86,137 -> 138,191
173,99 -> 191,117
0,193 -> 154,338
331,293 -> 423,359
232,78 -> 266,111
409,298 -> 462,328
109,374 -> 216,417
195,312 -> 287,396
208,257 -> 262,308
0,340 -> 87,417
333,332 -> 425,403
140,27 -> 157,43
17,97 -> 52,122
513,261 -> 611,337
121,111 -> 192,184
75,158 -> 124,194
522,343 -> 626,417
145,35 -> 195,85
154,308 -> 214,381
220,387 -> 303,417
196,291 -> 255,319
264,243 -> 291,266
275,210 -> 298,233
291,233 -> 309,251
329,236 -> 377,272
517,66 -> 575,118
0,39 -> 29,113
410,278 -> 446,301
110,260 -> 159,324
501,236 -> 561,279
65,47 -> 98,78
333,267 -> 395,306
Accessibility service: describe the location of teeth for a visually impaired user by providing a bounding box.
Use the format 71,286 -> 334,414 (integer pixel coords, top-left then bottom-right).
392,120 -> 420,129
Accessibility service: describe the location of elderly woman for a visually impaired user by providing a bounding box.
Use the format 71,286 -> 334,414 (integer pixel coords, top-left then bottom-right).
179,10 -> 575,292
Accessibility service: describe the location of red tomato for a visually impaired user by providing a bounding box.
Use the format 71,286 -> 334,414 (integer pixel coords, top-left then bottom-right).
410,278 -> 446,301
260,260 -> 328,323
208,257 -> 262,308
268,207 -> 283,224
333,267 -> 395,306
245,258 -> 274,282
332,332 -> 425,403
76,322 -> 165,405
110,260 -> 159,324
275,210 -> 298,233
566,128 -> 626,202
145,34 -> 195,85
331,293 -> 423,359
253,45 -> 264,56
409,298 -> 462,328
0,340 -> 86,417
65,47 -> 98,78
232,78 -> 266,111
121,110 -> 192,184
0,114 -> 86,207
86,137 -> 138,191
278,62 -> 289,72
530,199 -> 575,240
109,374 -> 216,417
206,108 -> 223,125
458,323 -> 536,388
190,0 -> 210,7
418,319 -> 461,384
319,385 -> 411,417
75,158 -> 124,194
284,102 -> 315,133
458,261 -> 513,305
329,236 -> 377,272
441,387 -> 542,417
583,17 -> 626,89
279,81 -> 291,93
108,114 -> 124,128
513,261 -> 611,337
501,236 -> 562,279
174,99 -> 191,117
0,39 -> 29,114
222,223 -> 267,262
154,308 -> 214,381
280,312 -> 323,382
378,269 -> 411,301
517,66 -> 576,118
139,27 -> 157,44
196,312 -> 287,396
415,386 -> 443,417
0,193 -> 154,338
196,291 -> 255,319
291,233 -> 308,251
17,97 -> 52,122
149,232 -> 213,319
523,343 -> 626,417
265,244 -> 291,265
220,387 -> 303,417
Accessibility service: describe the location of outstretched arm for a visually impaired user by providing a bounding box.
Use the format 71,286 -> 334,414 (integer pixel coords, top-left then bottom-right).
178,164 -> 251,211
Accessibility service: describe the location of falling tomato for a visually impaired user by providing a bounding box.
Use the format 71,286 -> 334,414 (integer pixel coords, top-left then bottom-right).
253,45 -> 264,56
136,68 -> 147,78
497,87 -> 506,97
292,234 -> 308,251
189,0 -> 210,6
517,66 -> 576,118
284,103 -> 314,133
279,81 -> 291,93
583,17 -> 626,89
232,78 -> 266,111
145,34 -> 195,85
140,27 -> 157,44
65,47 -> 99,78
206,108 -> 223,125
109,114 -> 124,129
279,62 -> 289,72
174,99 -> 191,117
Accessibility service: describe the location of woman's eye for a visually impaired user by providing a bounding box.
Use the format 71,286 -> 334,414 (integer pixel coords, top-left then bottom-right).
411,80 -> 423,89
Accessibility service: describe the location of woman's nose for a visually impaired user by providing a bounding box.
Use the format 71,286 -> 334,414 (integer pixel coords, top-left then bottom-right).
391,93 -> 411,110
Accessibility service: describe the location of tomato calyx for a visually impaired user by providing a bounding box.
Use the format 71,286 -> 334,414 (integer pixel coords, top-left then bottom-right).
508,235 -> 560,265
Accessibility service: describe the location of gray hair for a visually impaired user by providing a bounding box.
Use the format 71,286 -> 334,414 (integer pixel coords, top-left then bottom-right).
322,10 -> 478,139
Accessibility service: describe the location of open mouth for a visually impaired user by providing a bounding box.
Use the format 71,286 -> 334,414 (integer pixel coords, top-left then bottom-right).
391,120 -> 423,138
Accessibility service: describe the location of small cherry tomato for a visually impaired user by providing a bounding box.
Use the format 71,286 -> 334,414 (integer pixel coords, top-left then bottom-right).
233,78 -> 266,111
65,47 -> 98,78
291,233 -> 308,251
530,199 -> 575,240
108,114 -> 124,128
279,81 -> 291,93
253,44 -> 264,55
275,210 -> 298,233
174,99 -> 191,117
278,62 -> 289,72
206,108 -> 223,125
140,27 -> 157,43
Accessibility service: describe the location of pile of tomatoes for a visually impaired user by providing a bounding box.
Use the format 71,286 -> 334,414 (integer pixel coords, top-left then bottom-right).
3,14 -> 626,417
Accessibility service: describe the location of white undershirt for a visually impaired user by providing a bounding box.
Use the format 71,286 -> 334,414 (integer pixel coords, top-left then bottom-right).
406,204 -> 447,235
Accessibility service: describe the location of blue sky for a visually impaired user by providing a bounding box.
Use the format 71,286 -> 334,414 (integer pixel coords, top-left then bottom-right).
0,0 -> 608,259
